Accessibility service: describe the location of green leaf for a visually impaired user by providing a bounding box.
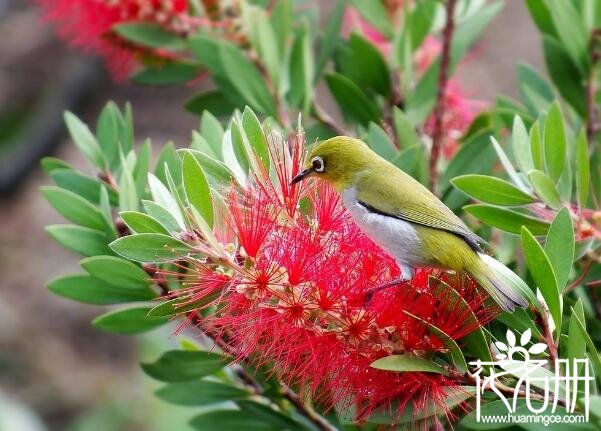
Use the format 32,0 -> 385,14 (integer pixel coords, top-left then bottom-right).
570,311 -> 601,379
230,121 -> 251,175
367,123 -> 397,160
180,149 -> 236,186
247,7 -> 280,88
392,107 -> 420,149
517,64 -> 554,115
392,145 -> 426,183
119,154 -> 139,212
120,103 -> 135,155
218,41 -> 277,117
349,0 -> 393,38
545,207 -> 574,291
142,350 -> 228,382
403,310 -> 467,373
236,401 -> 307,431
490,137 -> 529,192
98,185 -> 117,239
142,200 -> 181,233
121,211 -> 170,235
543,36 -> 586,117
110,233 -> 192,263
451,175 -> 536,206
189,411 -> 280,431
371,355 -> 447,374
450,1 -> 503,70
543,102 -> 567,183
64,112 -> 105,169
200,111 -> 225,158
325,73 -> 380,127
314,0 -> 345,79
80,255 -> 151,289
41,157 -> 72,174
521,226 -> 561,330
511,115 -> 534,174
113,22 -> 184,49
185,90 -> 239,118
576,129 -> 590,209
148,294 -> 221,317
287,23 -> 313,114
241,107 -> 269,169
41,186 -> 107,231
408,0 -> 436,51
156,380 -> 249,406
269,0 -> 292,58
50,169 -> 118,206
524,0 -> 557,37
148,173 -> 184,229
96,102 -> 120,168
133,63 -> 201,85
546,1 -> 589,72
47,274 -> 153,304
154,142 -> 181,188
530,121 -> 544,171
46,225 -> 110,256
336,32 -> 391,97
463,205 -> 550,235
405,60 -> 438,125
528,170 -> 562,209
439,131 -> 498,202
134,140 -> 151,196
182,152 -> 214,228
93,307 -> 169,334
568,300 -> 586,366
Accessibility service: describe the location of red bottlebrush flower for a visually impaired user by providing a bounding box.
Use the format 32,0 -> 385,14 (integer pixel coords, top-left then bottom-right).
170,132 -> 499,426
36,0 -> 191,79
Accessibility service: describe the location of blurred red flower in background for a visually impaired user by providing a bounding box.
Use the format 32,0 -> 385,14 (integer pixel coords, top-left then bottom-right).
169,133 -> 498,425
36,0 -> 192,78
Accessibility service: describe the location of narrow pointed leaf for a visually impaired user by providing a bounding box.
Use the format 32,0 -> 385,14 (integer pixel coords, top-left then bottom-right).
110,233 -> 192,262
452,175 -> 535,206
544,207 -> 574,291
371,355 -> 448,375
182,152 -> 213,228
521,226 -> 561,330
464,205 -> 550,235
543,102 -> 567,182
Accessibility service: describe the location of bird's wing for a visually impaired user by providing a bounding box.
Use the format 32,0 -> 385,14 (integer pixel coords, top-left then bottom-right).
355,167 -> 485,252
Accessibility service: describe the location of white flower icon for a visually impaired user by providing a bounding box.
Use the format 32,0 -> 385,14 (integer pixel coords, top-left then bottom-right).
494,329 -> 547,360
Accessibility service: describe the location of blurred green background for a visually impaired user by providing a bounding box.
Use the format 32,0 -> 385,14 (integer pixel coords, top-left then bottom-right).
0,1 -> 545,430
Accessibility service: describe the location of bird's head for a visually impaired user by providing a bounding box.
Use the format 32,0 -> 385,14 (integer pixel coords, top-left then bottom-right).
290,136 -> 372,190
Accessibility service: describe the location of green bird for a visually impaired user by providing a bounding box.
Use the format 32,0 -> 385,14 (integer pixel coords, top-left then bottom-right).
290,136 -> 529,312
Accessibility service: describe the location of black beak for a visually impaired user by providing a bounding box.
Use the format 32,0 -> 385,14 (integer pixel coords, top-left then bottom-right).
290,169 -> 312,185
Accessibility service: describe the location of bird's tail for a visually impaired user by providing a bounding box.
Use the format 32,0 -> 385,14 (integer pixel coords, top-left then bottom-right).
467,253 -> 531,312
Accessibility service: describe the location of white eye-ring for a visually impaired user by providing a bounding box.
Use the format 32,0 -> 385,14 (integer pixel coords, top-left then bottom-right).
311,156 -> 324,172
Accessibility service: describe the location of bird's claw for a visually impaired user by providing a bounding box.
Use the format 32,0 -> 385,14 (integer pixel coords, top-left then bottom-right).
363,277 -> 410,306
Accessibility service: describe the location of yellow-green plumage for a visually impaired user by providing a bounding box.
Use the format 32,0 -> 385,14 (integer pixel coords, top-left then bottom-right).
293,136 -> 529,312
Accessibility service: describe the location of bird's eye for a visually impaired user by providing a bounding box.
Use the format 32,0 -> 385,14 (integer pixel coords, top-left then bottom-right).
312,156 -> 324,172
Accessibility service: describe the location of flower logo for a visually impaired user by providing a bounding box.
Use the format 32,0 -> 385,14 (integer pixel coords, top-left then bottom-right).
494,329 -> 547,361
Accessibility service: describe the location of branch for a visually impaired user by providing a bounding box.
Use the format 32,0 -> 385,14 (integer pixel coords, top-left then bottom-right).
536,310 -> 559,367
429,0 -> 458,192
185,311 -> 338,431
565,259 -> 594,293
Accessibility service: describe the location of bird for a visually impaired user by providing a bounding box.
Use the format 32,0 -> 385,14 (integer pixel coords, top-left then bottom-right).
290,136 -> 529,312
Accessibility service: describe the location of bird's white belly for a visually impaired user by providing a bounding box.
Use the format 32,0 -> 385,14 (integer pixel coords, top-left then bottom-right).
341,187 -> 422,272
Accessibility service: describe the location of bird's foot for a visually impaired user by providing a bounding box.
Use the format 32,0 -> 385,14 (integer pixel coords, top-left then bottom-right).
363,276 -> 411,306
